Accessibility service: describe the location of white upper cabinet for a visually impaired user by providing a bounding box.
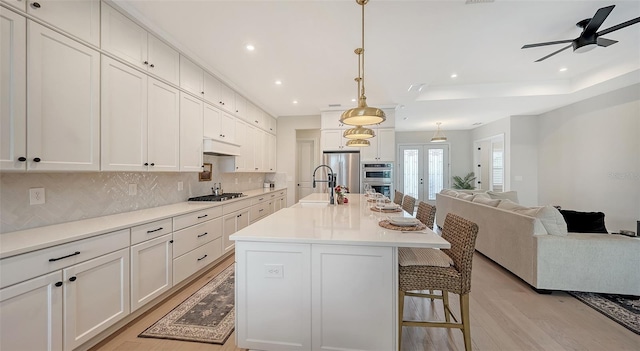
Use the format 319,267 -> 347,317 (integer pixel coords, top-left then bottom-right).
179,93 -> 203,172
268,116 -> 277,135
219,83 -> 235,113
235,94 -> 247,118
321,130 -> 347,151
203,103 -> 236,145
234,121 -> 247,171
180,55 -> 203,97
361,128 -> 395,162
267,133 -> 276,172
2,0 -> 26,11
202,72 -> 235,113
0,9 -> 26,171
320,111 -> 347,130
101,57 -> 179,172
27,21 -> 100,171
27,0 -> 100,46
101,3 -> 179,85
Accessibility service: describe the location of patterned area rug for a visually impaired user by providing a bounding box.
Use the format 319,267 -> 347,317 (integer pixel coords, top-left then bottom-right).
569,292 -> 640,335
139,264 -> 235,344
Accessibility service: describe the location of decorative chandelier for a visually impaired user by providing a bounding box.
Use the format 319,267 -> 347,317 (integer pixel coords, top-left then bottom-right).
343,126 -> 375,139
346,139 -> 371,147
340,0 -> 386,128
431,122 -> 447,143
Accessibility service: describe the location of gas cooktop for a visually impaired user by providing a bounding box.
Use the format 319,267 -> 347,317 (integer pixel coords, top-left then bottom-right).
188,193 -> 245,202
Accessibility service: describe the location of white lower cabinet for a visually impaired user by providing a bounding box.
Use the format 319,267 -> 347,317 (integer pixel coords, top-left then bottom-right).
222,208 -> 249,253
235,242 -> 395,351
0,271 -> 63,351
130,234 -> 173,312
173,239 -> 222,284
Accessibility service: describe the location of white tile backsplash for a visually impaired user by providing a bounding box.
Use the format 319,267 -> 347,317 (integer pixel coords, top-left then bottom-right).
0,156 -> 267,233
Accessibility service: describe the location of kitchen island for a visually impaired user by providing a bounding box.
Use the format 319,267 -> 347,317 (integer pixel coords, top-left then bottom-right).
231,193 -> 449,351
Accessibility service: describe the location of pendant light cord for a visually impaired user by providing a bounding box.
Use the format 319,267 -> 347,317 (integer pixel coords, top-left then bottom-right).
360,0 -> 366,99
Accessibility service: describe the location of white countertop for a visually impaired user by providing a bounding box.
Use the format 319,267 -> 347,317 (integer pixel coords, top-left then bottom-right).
0,187 -> 287,259
231,194 -> 450,248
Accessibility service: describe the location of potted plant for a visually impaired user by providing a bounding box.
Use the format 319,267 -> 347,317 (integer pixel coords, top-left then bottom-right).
452,172 -> 476,190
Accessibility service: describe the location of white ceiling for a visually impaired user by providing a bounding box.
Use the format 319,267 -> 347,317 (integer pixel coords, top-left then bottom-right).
114,0 -> 640,132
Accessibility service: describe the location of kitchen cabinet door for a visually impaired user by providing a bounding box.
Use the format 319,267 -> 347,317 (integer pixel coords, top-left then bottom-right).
235,94 -> 247,118
28,22 -> 100,171
28,0 -> 100,46
219,83 -> 235,113
321,130 -> 346,151
234,121 -> 247,171
131,234 -> 173,312
179,92 -> 204,172
147,78 -> 180,172
101,3 -> 147,70
101,56 -> 148,171
63,248 -> 130,351
147,34 -> 179,85
204,103 -> 236,144
254,128 -> 265,171
2,0 -> 25,11
268,116 -> 277,134
376,128 -> 396,161
202,71 -> 222,106
0,271 -> 63,351
180,55 -> 203,97
268,133 -> 276,172
245,125 -> 256,172
0,10 -> 26,171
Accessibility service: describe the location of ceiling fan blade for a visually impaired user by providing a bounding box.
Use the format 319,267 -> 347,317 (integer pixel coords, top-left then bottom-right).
534,44 -> 572,62
597,37 -> 618,47
522,39 -> 573,49
582,5 -> 615,35
597,16 -> 640,36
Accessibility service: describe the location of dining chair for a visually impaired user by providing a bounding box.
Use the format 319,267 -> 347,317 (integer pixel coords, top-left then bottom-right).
398,213 -> 479,351
393,190 -> 404,206
415,201 -> 436,230
401,195 -> 416,216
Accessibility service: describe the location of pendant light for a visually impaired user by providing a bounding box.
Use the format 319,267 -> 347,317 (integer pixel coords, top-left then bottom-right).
431,122 -> 447,142
340,0 -> 386,127
343,126 -> 375,139
346,139 -> 371,147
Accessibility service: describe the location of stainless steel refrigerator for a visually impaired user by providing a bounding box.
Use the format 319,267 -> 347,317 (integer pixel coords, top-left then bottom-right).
320,151 -> 361,194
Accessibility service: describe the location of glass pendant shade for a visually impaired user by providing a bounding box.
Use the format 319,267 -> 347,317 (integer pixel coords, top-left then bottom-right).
346,139 -> 370,147
343,126 -> 375,139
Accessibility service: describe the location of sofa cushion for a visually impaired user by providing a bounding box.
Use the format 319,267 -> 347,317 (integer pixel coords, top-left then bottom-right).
472,193 -> 491,200
457,193 -> 473,201
472,196 -> 501,207
512,205 -> 568,236
488,190 -> 519,203
441,189 -> 459,197
559,210 -> 609,233
497,199 -> 529,211
398,247 -> 453,267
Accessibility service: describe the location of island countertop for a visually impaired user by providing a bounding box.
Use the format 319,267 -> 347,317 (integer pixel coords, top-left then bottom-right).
230,194 -> 450,249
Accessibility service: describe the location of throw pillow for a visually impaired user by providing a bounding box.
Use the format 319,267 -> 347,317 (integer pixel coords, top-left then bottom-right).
497,199 -> 530,211
472,196 -> 501,207
559,210 -> 609,233
441,189 -> 459,197
487,190 -> 519,203
457,193 -> 473,201
472,193 -> 491,200
512,205 -> 568,236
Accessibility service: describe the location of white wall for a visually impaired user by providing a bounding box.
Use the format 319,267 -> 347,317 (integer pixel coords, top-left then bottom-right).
510,115 -> 539,206
276,115 -> 322,206
537,84 -> 640,232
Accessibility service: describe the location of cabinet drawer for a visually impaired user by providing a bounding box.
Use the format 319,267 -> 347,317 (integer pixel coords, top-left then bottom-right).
250,202 -> 271,222
173,218 -> 222,258
0,229 -> 130,289
173,207 -> 222,231
222,198 -> 251,215
250,195 -> 268,205
131,218 -> 172,245
173,238 -> 222,284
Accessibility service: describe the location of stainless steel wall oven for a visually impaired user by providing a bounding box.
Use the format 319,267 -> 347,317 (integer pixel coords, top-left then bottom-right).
361,162 -> 393,197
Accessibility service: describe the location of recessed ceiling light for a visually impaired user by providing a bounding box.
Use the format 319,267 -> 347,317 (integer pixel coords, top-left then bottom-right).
275,80 -> 282,85
293,100 -> 298,104
559,67 -> 568,72
450,73 -> 458,78
246,44 -> 255,51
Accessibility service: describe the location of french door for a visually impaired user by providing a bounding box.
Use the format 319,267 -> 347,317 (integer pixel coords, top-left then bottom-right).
398,144 -> 449,204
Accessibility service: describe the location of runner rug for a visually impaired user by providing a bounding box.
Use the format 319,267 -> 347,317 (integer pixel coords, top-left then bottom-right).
569,291 -> 640,335
139,264 -> 235,344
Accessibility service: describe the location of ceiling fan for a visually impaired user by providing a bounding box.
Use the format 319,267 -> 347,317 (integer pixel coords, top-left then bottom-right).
522,5 -> 640,62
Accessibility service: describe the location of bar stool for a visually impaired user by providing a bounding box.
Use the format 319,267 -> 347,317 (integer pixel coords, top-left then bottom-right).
393,190 -> 404,206
415,201 -> 436,230
401,195 -> 416,215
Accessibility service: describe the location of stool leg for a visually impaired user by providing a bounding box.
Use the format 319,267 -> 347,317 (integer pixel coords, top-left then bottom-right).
398,290 -> 405,351
443,290 -> 451,323
460,293 -> 472,351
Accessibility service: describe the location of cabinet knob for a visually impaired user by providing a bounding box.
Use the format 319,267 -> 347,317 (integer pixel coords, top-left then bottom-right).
169,240 -> 174,243
144,162 -> 149,166
55,281 -> 63,287
69,276 -> 77,282
237,214 -> 242,217
201,91 -> 205,95
30,2 -> 40,9
150,63 -> 155,68
143,61 -> 149,65
33,157 -> 41,162
150,163 -> 155,166
18,157 -> 26,162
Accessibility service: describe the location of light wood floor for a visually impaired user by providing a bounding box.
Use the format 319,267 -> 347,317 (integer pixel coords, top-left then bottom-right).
92,253 -> 640,351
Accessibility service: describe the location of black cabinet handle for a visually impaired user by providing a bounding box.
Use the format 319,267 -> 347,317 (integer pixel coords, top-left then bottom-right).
150,64 -> 155,68
197,254 -> 208,261
259,197 -> 264,201
55,281 -> 63,287
150,163 -> 155,166
69,276 -> 77,282
143,61 -> 149,65
169,240 -> 174,243
147,227 -> 163,233
18,157 -> 26,162
259,209 -> 264,212
201,91 -> 205,95
237,214 -> 242,217
197,232 -> 208,238
49,251 -> 80,262
30,2 -> 40,9
33,157 -> 41,162
197,214 -> 208,219
144,162 -> 149,166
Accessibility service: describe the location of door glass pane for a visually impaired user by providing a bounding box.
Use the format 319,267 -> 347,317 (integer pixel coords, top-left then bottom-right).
403,149 -> 419,199
427,149 -> 444,200
492,150 -> 503,192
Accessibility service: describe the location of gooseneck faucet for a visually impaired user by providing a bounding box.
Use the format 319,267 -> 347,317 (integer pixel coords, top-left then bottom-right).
312,165 -> 336,205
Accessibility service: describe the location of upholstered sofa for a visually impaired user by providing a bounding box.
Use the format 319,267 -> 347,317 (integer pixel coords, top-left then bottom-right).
435,190 -> 640,295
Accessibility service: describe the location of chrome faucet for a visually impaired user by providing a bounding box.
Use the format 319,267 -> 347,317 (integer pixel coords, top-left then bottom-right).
312,165 -> 336,205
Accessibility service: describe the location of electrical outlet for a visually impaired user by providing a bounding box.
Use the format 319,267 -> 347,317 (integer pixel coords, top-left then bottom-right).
29,188 -> 45,205
128,184 -> 137,196
264,264 -> 284,278
178,181 -> 184,191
